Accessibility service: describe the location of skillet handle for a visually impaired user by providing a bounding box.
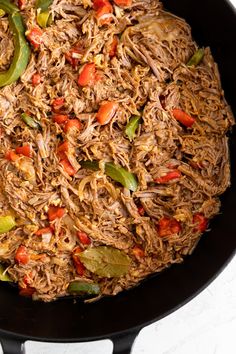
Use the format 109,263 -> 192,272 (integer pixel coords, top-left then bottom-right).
111,330 -> 140,354
1,337 -> 25,354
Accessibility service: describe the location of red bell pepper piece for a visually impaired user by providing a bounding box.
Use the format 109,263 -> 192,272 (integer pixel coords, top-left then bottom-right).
48,206 -> 65,221
15,245 -> 29,265
77,231 -> 91,245
158,217 -> 181,237
109,36 -> 118,57
155,170 -> 181,184
15,144 -> 31,158
137,206 -> 145,216
65,46 -> 83,68
32,73 -> 41,86
5,150 -> 19,162
57,141 -> 69,160
94,0 -> 113,25
53,114 -> 69,125
60,159 -> 76,176
64,119 -> 81,133
35,227 -> 54,236
193,213 -> 208,232
78,63 -> 97,87
72,247 -> 85,276
18,0 -> 26,9
172,109 -> 195,128
51,98 -> 65,113
19,287 -> 35,297
26,27 -> 43,49
132,246 -> 145,258
113,0 -> 132,6
96,101 -> 118,125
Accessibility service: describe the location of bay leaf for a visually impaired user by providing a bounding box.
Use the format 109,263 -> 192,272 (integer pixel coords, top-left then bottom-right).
79,246 -> 131,278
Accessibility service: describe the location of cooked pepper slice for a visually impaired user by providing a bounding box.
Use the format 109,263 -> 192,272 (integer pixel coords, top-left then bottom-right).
15,245 -> 29,264
51,97 -> 65,112
36,0 -> 53,28
155,170 -> 181,184
172,109 -> 195,128
77,231 -> 91,245
187,48 -> 204,67
0,1 -> 30,87
18,0 -> 25,10
78,63 -> 96,87
21,113 -> 41,129
35,0 -> 53,12
64,119 -> 81,133
96,101 -> 119,125
93,0 -> 113,25
5,150 -> 19,162
0,264 -> 12,282
60,158 -> 76,176
36,10 -> 51,28
105,163 -> 138,191
26,26 -> 43,49
19,286 -> 35,297
57,141 -> 69,159
80,160 -> 138,191
68,281 -> 100,296
0,0 -> 18,13
65,46 -> 82,68
15,144 -> 31,157
0,215 -> 16,234
137,206 -> 145,216
158,217 -> 181,237
113,0 -> 132,7
80,160 -> 100,171
32,72 -> 41,86
125,115 -> 141,141
109,35 -> 118,57
53,114 -> 69,125
132,246 -> 144,258
193,213 -> 208,232
48,206 -> 65,221
35,227 -> 53,236
72,247 -> 85,276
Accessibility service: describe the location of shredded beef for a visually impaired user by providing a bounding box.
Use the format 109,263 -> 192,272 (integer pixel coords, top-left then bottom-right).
0,0 -> 234,301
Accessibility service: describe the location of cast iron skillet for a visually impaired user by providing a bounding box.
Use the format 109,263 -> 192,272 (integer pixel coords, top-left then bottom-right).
0,1 -> 236,353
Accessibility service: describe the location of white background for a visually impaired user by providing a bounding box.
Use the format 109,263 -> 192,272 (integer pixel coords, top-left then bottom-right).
2,1 -> 236,353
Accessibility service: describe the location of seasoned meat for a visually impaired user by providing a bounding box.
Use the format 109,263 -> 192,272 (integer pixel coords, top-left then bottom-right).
0,0 -> 234,302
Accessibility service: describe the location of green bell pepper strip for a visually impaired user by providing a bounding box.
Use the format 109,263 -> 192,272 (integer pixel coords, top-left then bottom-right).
0,215 -> 16,234
187,48 -> 204,67
125,115 -> 141,141
36,0 -> 53,28
0,264 -> 12,282
36,0 -> 53,12
80,160 -> 100,171
68,281 -> 100,296
0,0 -> 30,87
37,10 -> 51,28
105,163 -> 138,192
21,113 -> 41,129
0,0 -> 18,13
80,160 -> 138,192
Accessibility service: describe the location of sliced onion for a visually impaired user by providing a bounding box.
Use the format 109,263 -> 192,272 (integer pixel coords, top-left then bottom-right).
42,232 -> 52,244
36,133 -> 49,159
